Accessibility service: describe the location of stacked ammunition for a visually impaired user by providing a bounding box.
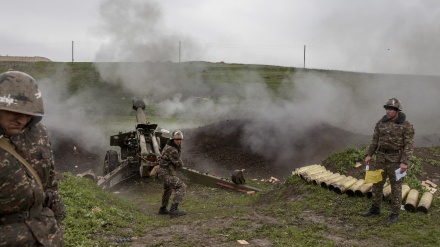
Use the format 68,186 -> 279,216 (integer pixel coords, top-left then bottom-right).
293,164 -> 435,214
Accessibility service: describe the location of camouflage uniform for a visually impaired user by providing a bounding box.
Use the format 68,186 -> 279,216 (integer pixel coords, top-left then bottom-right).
0,71 -> 63,246
0,123 -> 64,246
366,112 -> 414,215
157,139 -> 187,207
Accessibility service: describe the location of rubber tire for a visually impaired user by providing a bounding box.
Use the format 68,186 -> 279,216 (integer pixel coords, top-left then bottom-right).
104,150 -> 119,175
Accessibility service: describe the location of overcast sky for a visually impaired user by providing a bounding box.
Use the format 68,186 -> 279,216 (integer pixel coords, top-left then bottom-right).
1,0 -> 440,75
2,0 -> 438,171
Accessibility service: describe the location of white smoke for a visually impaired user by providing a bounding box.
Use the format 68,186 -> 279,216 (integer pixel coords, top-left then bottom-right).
88,0 -> 440,164
33,0 -> 440,175
37,65 -> 108,153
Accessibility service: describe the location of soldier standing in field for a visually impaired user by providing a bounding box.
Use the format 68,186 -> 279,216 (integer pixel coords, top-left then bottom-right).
0,71 -> 64,246
362,98 -> 415,224
157,129 -> 187,217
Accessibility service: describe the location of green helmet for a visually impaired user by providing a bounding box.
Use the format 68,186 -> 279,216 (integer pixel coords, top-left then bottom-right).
171,129 -> 183,140
0,71 -> 44,124
383,97 -> 402,111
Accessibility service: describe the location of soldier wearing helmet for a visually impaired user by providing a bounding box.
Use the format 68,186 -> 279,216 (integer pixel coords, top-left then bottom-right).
157,129 -> 187,217
383,97 -> 402,111
362,97 -> 414,224
0,71 -> 64,246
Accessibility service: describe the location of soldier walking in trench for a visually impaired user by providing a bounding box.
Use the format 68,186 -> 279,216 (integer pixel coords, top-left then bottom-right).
157,129 -> 187,217
362,98 -> 415,224
0,71 -> 64,246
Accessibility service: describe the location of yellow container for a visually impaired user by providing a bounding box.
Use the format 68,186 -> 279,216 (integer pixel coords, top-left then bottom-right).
417,192 -> 433,214
404,189 -> 419,212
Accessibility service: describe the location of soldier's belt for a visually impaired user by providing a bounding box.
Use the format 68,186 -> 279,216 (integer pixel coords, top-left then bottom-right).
0,204 -> 43,225
378,147 -> 400,154
160,162 -> 175,169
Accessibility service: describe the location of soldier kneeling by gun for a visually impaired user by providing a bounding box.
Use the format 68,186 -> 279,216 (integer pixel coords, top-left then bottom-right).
157,130 -> 187,217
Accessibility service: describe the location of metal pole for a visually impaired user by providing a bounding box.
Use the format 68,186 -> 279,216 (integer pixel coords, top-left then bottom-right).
179,41 -> 181,63
72,41 -> 74,63
303,45 -> 306,68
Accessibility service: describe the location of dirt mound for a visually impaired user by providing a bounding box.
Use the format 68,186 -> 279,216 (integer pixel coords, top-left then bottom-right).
182,119 -> 368,179
50,132 -> 102,175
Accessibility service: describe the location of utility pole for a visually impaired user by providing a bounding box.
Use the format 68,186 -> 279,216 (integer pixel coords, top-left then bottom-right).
179,41 -> 181,63
303,45 -> 306,68
72,41 -> 74,63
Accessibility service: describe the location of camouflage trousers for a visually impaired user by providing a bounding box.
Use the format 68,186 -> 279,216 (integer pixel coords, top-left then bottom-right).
371,161 -> 402,214
0,207 -> 63,246
157,167 -> 187,206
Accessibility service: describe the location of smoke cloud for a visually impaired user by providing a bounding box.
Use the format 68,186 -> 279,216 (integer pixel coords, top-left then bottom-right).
37,65 -> 109,154
92,1 -> 439,162
35,0 -> 440,174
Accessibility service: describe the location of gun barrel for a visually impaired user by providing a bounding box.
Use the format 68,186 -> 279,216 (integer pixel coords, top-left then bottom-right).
136,107 -> 147,125
132,99 -> 147,124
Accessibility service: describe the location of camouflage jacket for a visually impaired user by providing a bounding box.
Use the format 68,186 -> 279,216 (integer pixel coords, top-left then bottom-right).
160,139 -> 183,174
366,112 -> 415,165
0,122 -> 63,246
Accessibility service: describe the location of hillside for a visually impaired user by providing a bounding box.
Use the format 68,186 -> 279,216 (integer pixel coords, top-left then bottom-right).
1,62 -> 439,246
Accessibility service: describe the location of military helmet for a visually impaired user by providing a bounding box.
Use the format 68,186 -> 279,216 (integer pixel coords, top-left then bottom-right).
383,97 -> 402,111
171,129 -> 183,140
0,71 -> 44,123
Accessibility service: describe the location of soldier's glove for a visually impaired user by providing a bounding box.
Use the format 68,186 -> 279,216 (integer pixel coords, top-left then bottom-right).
45,190 -> 66,222
52,201 -> 66,222
44,190 -> 54,208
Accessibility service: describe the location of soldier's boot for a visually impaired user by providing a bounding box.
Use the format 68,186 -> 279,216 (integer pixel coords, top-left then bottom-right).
158,206 -> 169,215
388,213 -> 398,224
361,205 -> 380,217
169,203 -> 186,217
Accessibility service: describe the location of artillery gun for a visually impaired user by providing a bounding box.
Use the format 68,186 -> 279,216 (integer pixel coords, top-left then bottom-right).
97,99 -> 170,189
94,99 -> 261,193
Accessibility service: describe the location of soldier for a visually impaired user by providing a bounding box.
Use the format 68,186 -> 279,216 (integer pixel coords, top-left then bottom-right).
362,98 -> 414,224
157,129 -> 187,217
0,71 -> 64,246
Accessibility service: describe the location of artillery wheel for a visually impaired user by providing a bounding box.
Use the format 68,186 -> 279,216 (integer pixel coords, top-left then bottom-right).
103,150 -> 119,175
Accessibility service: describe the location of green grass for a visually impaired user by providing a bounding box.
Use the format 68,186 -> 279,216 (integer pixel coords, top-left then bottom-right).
255,176 -> 440,246
6,61 -> 439,246
94,173 -> 439,246
57,124 -> 440,246
322,146 -> 367,174
426,159 -> 440,167
60,173 -> 153,246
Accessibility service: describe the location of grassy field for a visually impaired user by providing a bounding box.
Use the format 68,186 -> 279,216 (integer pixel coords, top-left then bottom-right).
59,170 -> 439,246
0,61 -> 361,116
2,61 -> 439,246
